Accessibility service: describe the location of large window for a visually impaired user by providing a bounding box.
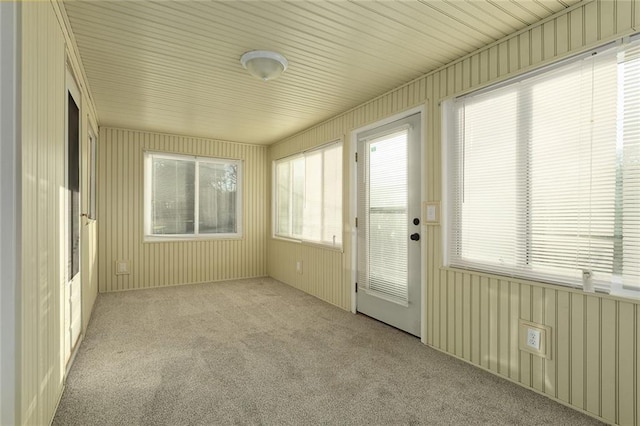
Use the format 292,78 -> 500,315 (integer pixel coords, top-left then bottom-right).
445,37 -> 640,296
274,141 -> 342,247
144,152 -> 242,239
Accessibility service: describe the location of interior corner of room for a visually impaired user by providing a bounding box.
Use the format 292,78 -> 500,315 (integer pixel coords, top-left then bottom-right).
2,0 -> 640,425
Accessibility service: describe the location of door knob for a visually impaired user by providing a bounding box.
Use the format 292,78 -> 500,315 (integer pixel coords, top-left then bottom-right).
410,233 -> 420,241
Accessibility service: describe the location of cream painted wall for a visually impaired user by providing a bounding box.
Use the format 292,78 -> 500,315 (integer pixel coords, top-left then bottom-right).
19,1 -> 99,425
268,1 -> 640,424
98,128 -> 268,292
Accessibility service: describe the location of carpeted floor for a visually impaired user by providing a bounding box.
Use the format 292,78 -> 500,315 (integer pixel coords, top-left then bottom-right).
53,277 -> 603,425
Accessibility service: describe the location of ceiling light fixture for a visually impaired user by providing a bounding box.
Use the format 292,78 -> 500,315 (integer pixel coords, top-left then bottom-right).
240,50 -> 288,81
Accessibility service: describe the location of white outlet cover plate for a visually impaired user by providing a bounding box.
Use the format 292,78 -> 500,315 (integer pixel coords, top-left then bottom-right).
519,320 -> 551,359
526,328 -> 541,350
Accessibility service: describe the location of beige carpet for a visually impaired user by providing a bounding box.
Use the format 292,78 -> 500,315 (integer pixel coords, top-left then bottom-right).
53,277 -> 602,425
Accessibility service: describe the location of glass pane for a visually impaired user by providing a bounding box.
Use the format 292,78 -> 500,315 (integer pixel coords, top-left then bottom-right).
276,161 -> 291,236
323,144 -> 342,246
291,157 -> 305,237
529,58 -> 618,278
620,48 -> 640,290
302,152 -> 322,241
68,92 -> 80,278
151,158 -> 195,234
459,90 -> 519,267
368,132 -> 408,301
199,162 -> 238,234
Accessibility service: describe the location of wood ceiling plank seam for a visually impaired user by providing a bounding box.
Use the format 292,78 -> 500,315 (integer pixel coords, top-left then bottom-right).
532,0 -> 560,14
88,84 -> 344,119
411,0 -> 502,42
97,122 -> 279,145
89,84 -> 338,117
91,91 -> 338,122
77,49 -> 394,104
96,114 -> 318,145
69,15 -> 432,85
421,0 -> 515,39
94,112 -> 295,137
84,72 -> 356,113
508,0 -> 549,22
90,88 -> 343,120
233,0 -> 459,66
169,0 -> 449,66
67,1 -> 364,72
485,0 -> 537,26
458,0 -> 523,34
348,0 -> 494,53
68,1 -> 457,82
73,30 -> 420,87
93,97 -> 350,127
66,8 -> 251,55
75,40 -> 403,98
95,117 -> 288,136
307,0 -> 473,60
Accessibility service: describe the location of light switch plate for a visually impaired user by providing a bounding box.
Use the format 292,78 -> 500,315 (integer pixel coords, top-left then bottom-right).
423,201 -> 440,225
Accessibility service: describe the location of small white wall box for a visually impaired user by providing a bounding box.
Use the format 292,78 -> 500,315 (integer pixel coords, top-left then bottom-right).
115,260 -> 130,275
519,319 -> 552,359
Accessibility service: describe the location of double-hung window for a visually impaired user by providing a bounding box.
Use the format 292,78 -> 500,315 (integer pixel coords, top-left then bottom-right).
445,36 -> 640,296
274,141 -> 343,247
144,152 -> 242,239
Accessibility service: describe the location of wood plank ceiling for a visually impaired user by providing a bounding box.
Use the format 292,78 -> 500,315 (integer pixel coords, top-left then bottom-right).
64,0 -> 582,145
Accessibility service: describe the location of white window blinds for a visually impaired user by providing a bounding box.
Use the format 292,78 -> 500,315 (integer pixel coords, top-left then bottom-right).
446,37 -> 640,295
274,141 -> 343,247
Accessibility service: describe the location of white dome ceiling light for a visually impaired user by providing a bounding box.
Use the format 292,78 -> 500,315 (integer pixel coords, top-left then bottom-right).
240,50 -> 288,81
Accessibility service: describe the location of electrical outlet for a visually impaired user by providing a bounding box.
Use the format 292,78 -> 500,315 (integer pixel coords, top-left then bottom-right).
519,320 -> 551,359
296,260 -> 303,274
526,328 -> 541,350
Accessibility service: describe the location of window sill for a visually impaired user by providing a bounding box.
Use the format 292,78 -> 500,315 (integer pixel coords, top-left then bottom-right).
144,234 -> 243,243
271,235 -> 343,253
440,265 -> 640,303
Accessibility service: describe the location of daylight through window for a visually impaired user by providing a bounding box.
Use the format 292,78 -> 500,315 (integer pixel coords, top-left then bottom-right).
274,141 -> 343,247
445,37 -> 640,295
144,152 -> 242,239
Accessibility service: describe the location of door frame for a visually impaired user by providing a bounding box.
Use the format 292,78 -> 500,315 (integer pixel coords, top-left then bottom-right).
349,104 -> 426,343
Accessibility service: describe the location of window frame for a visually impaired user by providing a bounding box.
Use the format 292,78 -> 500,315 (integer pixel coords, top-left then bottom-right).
143,151 -> 243,242
272,140 -> 343,250
443,36 -> 640,297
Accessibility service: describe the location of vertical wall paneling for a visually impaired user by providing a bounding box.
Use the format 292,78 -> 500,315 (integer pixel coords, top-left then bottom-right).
543,289 -> 557,398
98,128 -> 268,292
18,0 -> 102,423
21,4 -> 65,425
618,302 -> 636,425
556,291 -> 571,403
571,293 -> 585,410
266,1 -> 640,424
585,296 -> 601,416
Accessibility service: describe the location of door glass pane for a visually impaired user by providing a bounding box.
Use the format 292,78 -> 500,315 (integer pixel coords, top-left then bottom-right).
199,162 -> 237,234
368,131 -> 408,301
68,92 -> 80,278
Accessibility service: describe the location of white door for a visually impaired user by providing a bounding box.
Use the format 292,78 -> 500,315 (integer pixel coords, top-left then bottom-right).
65,71 -> 82,364
356,113 -> 422,336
